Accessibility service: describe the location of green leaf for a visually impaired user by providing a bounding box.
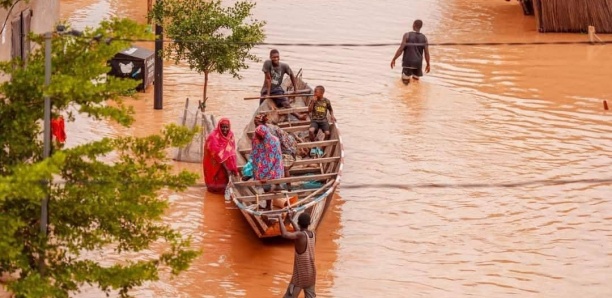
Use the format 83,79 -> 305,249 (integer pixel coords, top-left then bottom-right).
0,18 -> 199,297
149,0 -> 266,101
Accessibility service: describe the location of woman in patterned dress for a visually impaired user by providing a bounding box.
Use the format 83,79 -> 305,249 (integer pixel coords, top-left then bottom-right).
251,125 -> 284,208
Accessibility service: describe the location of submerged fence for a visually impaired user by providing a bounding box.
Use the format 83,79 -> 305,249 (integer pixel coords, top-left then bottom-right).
534,0 -> 612,33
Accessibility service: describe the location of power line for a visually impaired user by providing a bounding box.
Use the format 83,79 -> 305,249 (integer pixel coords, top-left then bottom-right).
114,39 -> 611,47
2,177 -> 610,190
340,178 -> 612,190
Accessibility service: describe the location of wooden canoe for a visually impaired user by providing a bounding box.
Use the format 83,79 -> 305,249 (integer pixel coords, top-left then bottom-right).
227,70 -> 344,238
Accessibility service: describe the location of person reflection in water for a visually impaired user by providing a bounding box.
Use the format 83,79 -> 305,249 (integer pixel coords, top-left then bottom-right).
276,212 -> 317,298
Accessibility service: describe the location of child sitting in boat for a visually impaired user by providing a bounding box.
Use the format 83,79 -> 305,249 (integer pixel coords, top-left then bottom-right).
308,85 -> 336,142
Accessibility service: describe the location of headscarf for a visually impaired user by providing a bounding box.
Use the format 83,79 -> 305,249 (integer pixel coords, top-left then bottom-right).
206,118 -> 237,171
251,125 -> 284,180
254,113 -> 268,124
255,113 -> 296,156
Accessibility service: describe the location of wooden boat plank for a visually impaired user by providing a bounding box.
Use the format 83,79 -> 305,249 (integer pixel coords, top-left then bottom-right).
297,139 -> 338,148
268,106 -> 309,115
293,156 -> 340,166
277,120 -> 311,127
236,166 -> 322,176
289,167 -> 323,175
247,125 -> 311,136
239,139 -> 338,154
236,189 -> 316,202
237,156 -> 339,171
232,173 -> 337,187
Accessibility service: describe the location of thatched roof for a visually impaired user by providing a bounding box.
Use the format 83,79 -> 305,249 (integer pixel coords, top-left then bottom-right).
533,0 -> 612,33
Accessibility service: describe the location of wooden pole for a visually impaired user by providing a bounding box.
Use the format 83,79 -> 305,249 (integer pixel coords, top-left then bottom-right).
176,98 -> 190,161
153,0 -> 163,109
243,89 -> 312,100
588,26 -> 603,44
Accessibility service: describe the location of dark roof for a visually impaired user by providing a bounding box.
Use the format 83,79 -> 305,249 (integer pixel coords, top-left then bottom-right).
114,46 -> 154,60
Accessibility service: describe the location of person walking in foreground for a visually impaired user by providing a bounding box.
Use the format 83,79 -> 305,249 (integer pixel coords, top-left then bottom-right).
277,212 -> 316,298
308,85 -> 336,142
390,19 -> 431,85
203,118 -> 238,193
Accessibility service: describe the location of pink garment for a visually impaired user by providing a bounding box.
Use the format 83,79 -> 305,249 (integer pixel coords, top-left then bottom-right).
203,118 -> 237,193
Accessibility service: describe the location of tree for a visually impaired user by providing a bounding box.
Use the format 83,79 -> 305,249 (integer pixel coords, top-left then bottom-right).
150,0 -> 265,111
0,18 -> 199,297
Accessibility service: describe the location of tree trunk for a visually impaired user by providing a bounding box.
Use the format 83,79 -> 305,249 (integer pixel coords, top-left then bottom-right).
203,71 -> 209,104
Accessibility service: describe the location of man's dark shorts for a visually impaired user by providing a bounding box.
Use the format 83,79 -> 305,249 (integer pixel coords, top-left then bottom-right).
403,67 -> 423,77
260,88 -> 291,108
310,120 -> 330,134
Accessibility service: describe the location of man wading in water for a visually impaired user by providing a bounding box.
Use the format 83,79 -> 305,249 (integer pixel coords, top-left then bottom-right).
390,19 -> 431,85
276,212 -> 316,298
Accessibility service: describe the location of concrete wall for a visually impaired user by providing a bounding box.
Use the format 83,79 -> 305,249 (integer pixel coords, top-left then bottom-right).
0,0 -> 60,61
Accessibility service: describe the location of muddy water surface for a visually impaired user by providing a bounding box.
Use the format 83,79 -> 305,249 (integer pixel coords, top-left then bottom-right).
56,0 -> 612,297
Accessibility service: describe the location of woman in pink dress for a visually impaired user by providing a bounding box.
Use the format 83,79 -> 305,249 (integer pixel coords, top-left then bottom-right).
203,118 -> 238,193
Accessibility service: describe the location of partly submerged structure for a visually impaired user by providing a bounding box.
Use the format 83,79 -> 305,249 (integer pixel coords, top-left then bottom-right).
519,0 -> 612,33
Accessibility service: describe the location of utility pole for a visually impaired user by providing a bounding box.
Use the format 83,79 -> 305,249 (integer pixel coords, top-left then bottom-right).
40,27 -> 82,272
39,31 -> 52,272
154,0 -> 163,110
41,32 -> 51,234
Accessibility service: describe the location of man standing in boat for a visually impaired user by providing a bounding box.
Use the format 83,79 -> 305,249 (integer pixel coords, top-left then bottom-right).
390,19 -> 431,85
261,50 -> 307,120
276,212 -> 317,298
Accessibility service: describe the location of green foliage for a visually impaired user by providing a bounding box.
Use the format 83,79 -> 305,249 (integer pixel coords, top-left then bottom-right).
0,18 -> 199,297
150,0 -> 265,103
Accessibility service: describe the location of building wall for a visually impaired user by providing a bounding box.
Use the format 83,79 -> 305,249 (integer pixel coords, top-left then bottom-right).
0,0 -> 60,61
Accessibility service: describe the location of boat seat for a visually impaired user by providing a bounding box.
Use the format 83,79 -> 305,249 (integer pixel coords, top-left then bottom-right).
239,139 -> 338,155
247,125 -> 312,138
277,120 -> 311,127
267,106 -> 309,115
231,172 -> 337,187
235,189 -> 316,202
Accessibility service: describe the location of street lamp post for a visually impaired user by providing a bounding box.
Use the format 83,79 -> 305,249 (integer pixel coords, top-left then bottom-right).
41,32 -> 52,235
40,28 -> 81,271
39,31 -> 52,272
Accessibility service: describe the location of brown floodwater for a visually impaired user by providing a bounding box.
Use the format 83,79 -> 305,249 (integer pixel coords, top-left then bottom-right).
51,0 -> 612,297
